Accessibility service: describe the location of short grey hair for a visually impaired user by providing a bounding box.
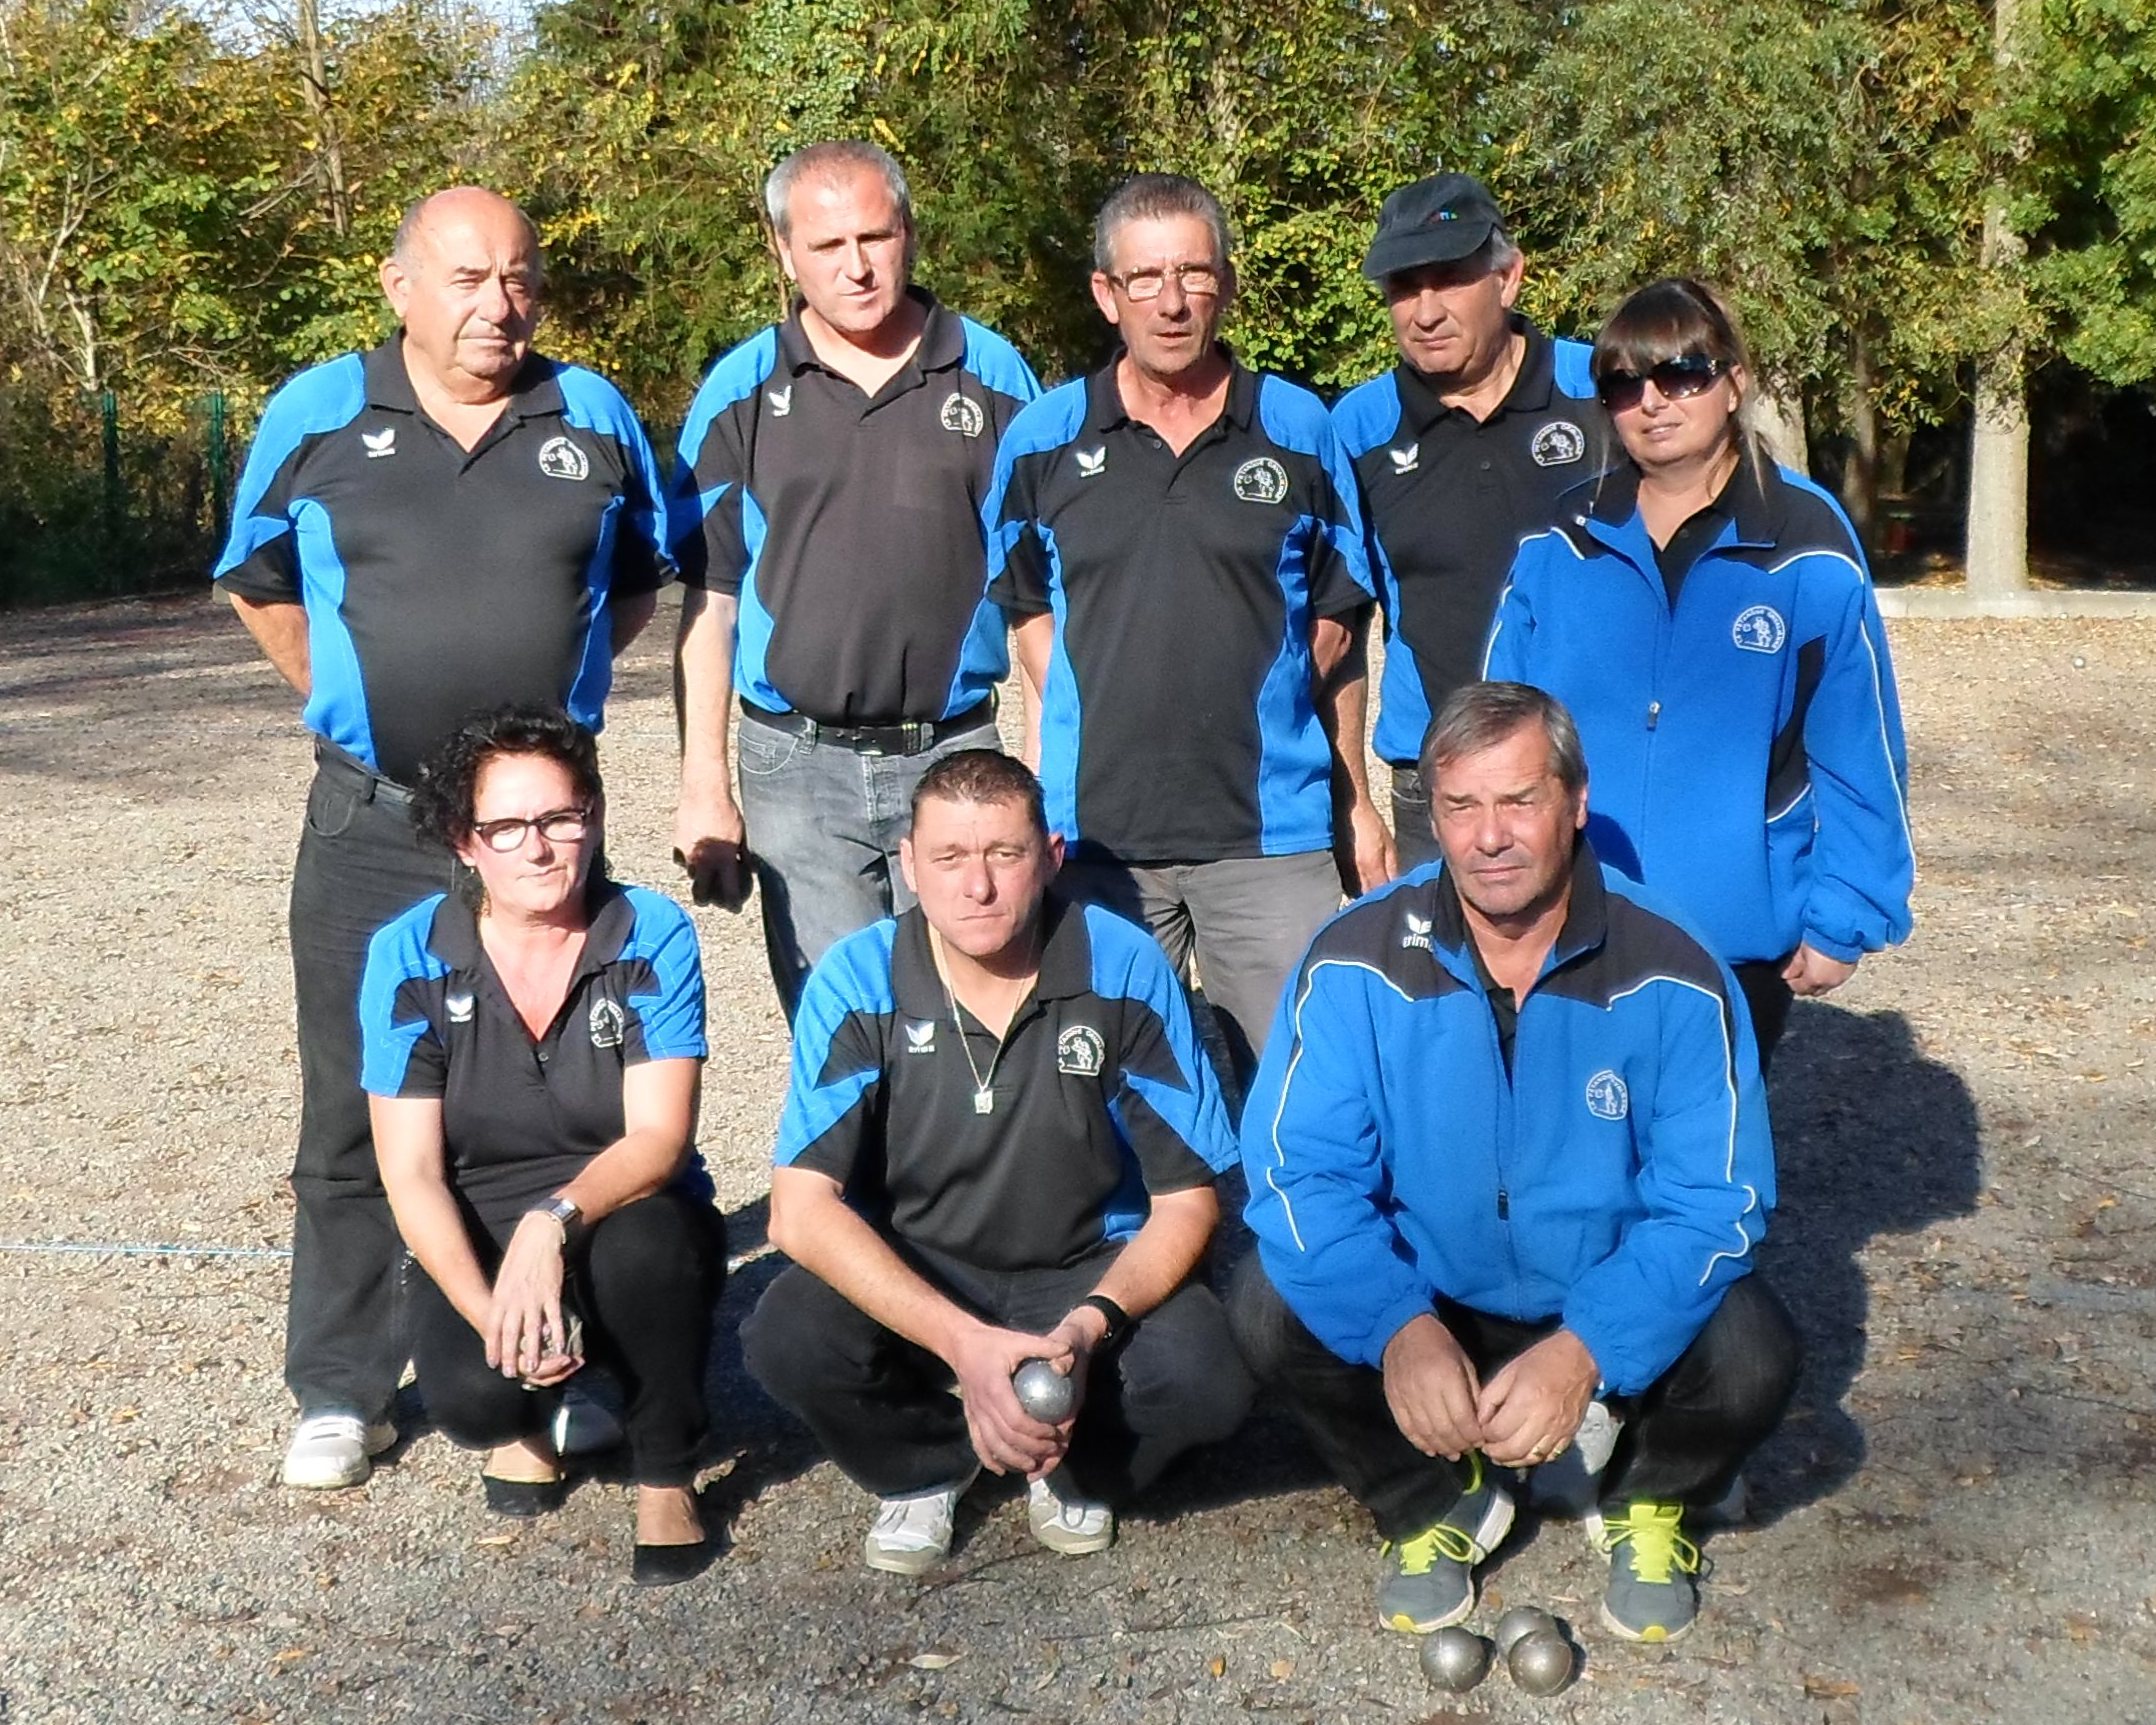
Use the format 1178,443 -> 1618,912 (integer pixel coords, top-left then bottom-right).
1423,682 -> 1587,797
1093,173 -> 1233,275
1483,225 -> 1522,275
764,141 -> 913,240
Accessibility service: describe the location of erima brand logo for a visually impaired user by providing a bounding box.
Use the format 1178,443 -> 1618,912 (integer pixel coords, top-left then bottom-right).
445,991 -> 474,1024
1389,443 -> 1420,475
1585,1069 -> 1630,1120
1056,1024 -> 1106,1078
588,998 -> 625,1049
1531,420 -> 1586,466
939,392 -> 985,438
361,427 -> 396,459
904,1020 -> 937,1054
537,436 -> 589,482
1233,456 -> 1289,505
1732,604 -> 1789,654
1401,909 -> 1434,952
1075,446 -> 1107,478
766,386 -> 793,417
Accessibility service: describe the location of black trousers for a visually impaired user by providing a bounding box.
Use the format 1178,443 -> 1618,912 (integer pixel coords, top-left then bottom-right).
406,1192 -> 727,1487
1388,763 -> 1442,875
743,1243 -> 1254,1504
285,748 -> 458,1416
1732,960 -> 1796,1074
1226,1255 -> 1801,1541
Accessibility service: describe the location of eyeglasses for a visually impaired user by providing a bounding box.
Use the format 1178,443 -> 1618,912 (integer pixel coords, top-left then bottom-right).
1108,263 -> 1223,301
471,806 -> 592,852
1596,353 -> 1727,412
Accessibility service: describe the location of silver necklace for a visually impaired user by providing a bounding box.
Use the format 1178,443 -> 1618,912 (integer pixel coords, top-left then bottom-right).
933,931 -> 1035,1116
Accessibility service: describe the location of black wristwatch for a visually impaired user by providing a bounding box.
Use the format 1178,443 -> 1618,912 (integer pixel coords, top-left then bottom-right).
1078,1294 -> 1130,1348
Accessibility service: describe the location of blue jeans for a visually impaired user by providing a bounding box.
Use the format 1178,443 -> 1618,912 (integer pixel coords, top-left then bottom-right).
1389,762 -> 1442,874
736,709 -> 1004,1019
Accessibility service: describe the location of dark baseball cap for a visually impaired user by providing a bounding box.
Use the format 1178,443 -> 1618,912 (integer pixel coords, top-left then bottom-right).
1360,172 -> 1506,282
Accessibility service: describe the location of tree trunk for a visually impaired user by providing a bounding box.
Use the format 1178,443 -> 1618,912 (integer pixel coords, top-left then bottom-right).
1966,0 -> 2029,596
1753,381 -> 1808,477
298,0 -> 351,239
1841,331 -> 1880,553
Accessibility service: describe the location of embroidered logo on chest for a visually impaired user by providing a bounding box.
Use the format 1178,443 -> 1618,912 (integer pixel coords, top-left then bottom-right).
1531,420 -> 1586,467
538,435 -> 590,482
766,386 -> 793,417
361,427 -> 397,460
445,990 -> 475,1024
1075,446 -> 1107,478
1585,1068 -> 1630,1120
1233,456 -> 1290,505
940,392 -> 986,438
1732,604 -> 1788,654
1056,1024 -> 1106,1077
588,998 -> 625,1049
1388,443 -> 1420,475
904,1020 -> 937,1054
1401,910 -> 1434,952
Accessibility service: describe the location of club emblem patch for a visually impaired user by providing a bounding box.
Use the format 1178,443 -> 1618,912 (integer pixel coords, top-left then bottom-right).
445,990 -> 474,1024
939,392 -> 986,438
1732,605 -> 1788,654
1531,420 -> 1587,467
1233,456 -> 1289,505
588,998 -> 625,1049
904,1020 -> 937,1054
1056,1024 -> 1106,1077
1585,1069 -> 1629,1120
538,435 -> 589,482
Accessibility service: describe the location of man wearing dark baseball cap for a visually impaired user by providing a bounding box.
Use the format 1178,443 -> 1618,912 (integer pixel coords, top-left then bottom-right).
1332,171 -> 1606,870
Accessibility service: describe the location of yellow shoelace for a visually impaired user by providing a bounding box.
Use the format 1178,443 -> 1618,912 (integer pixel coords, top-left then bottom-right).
1385,1454 -> 1493,1573
1601,1502 -> 1701,1584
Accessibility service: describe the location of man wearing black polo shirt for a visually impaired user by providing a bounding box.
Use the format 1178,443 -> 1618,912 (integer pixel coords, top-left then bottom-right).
1331,173 -> 1605,869
744,752 -> 1253,1574
214,186 -> 672,1490
671,140 -> 1039,1019
985,173 -> 1384,1088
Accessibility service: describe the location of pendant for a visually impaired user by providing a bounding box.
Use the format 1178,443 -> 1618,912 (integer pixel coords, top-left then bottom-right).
973,1087 -> 995,1115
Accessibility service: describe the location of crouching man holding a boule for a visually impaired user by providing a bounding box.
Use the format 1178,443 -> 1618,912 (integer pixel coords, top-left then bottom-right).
1229,683 -> 1803,1644
744,751 -> 1253,1573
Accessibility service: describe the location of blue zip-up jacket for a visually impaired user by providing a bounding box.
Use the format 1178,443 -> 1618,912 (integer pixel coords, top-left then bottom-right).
1483,460 -> 1913,966
1241,846 -> 1772,1396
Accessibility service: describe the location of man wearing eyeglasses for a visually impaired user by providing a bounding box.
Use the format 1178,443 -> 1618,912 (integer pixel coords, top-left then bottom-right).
985,173 -> 1383,1091
213,187 -> 673,1491
1331,172 -> 1606,871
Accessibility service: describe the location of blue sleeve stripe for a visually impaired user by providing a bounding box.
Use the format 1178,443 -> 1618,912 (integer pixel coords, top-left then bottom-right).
556,367 -> 673,580
1260,376 -> 1375,599
1552,338 -> 1598,402
1084,907 -> 1237,1168
358,895 -> 449,1094
1037,530 -> 1083,841
733,494 -> 784,709
674,329 -> 778,479
992,381 -> 1090,473
1329,375 -> 1404,459
774,923 -> 896,1164
620,888 -> 707,1060
212,356 -> 367,582
960,318 -> 1042,404
291,499 -> 375,766
1253,516 -> 1333,854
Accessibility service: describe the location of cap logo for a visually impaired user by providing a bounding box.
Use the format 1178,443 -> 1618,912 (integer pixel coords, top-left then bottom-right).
1531,421 -> 1586,467
1585,1069 -> 1629,1120
538,435 -> 589,482
1426,208 -> 1460,224
939,392 -> 985,438
1233,457 -> 1289,506
1056,1024 -> 1106,1077
1733,605 -> 1788,654
588,997 -> 625,1049
1075,446 -> 1107,478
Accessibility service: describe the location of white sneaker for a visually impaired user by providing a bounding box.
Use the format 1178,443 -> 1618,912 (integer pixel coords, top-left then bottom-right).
281,1412 -> 396,1490
1027,1473 -> 1115,1556
863,1478 -> 972,1576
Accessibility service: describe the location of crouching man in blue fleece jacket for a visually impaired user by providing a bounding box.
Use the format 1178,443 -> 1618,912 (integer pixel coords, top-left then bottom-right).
1229,682 -> 1800,1647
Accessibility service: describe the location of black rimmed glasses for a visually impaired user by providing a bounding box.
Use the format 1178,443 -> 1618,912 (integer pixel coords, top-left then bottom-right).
1596,353 -> 1727,412
471,806 -> 593,852
1108,263 -> 1223,301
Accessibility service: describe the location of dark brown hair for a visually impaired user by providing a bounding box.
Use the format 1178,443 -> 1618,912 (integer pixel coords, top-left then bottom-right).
909,749 -> 1049,840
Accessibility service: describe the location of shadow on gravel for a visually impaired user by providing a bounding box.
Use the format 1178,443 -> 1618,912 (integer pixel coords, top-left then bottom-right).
1749,1002 -> 1982,1523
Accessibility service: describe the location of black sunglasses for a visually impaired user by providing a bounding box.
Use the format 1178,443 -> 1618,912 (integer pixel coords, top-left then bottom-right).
1596,353 -> 1727,412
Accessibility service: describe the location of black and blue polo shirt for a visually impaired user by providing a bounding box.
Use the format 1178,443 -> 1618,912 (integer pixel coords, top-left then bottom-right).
1332,321 -> 1603,764
212,340 -> 671,786
669,288 -> 1040,725
775,894 -> 1236,1274
984,357 -> 1375,862
359,882 -> 712,1233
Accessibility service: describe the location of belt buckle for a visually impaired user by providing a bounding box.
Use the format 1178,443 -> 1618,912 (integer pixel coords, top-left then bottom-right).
856,730 -> 889,757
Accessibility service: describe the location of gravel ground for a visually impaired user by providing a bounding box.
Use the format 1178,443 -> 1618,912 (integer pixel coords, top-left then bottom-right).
1,595 -> 2151,1724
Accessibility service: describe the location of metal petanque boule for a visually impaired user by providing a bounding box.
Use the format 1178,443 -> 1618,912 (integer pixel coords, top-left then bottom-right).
1419,1626 -> 1491,1692
1011,1358 -> 1076,1421
1507,1627 -> 1576,1696
1493,1604 -> 1555,1655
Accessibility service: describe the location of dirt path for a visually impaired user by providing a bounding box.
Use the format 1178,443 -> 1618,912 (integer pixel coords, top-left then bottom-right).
0,596 -> 2150,1722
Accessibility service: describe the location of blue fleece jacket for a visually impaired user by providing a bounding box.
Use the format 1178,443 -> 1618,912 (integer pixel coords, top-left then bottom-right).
1483,460 -> 1912,966
1240,848 -> 1772,1396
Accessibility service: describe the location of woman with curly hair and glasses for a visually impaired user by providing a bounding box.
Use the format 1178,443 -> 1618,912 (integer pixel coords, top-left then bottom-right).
1484,278 -> 1913,1069
358,704 -> 725,1584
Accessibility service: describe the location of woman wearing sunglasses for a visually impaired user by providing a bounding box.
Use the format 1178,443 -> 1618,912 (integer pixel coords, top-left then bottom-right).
1483,278 -> 1912,1066
358,705 -> 726,1583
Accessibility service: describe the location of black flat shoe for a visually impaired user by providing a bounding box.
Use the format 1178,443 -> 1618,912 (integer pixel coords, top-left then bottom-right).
482,1473 -> 567,1517
632,1537 -> 715,1587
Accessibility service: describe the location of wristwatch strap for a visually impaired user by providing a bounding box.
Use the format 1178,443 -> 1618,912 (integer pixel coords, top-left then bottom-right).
1078,1293 -> 1130,1347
